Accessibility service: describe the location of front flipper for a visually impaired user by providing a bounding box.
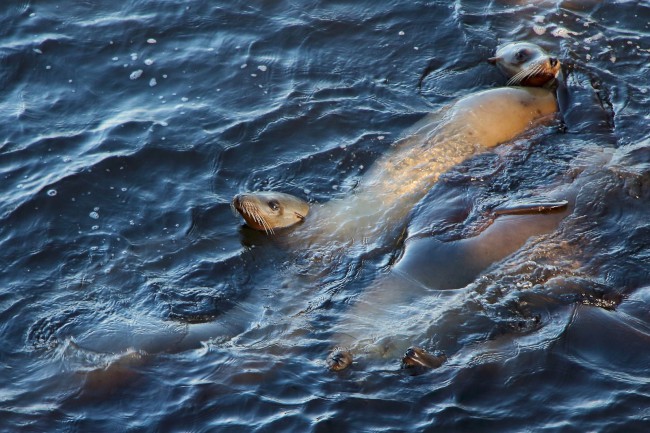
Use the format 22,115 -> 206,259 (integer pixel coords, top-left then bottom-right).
401,346 -> 447,370
492,199 -> 568,216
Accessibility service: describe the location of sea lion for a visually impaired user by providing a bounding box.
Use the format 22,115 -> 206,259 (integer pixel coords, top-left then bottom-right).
232,42 -> 560,243
235,85 -> 557,248
326,347 -> 354,372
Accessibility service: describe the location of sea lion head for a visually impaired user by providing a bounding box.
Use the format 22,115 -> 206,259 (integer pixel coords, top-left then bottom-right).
488,42 -> 561,87
327,347 -> 353,372
231,191 -> 310,233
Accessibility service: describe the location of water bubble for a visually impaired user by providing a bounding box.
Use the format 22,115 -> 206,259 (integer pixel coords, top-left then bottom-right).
257,65 -> 267,72
130,69 -> 143,80
89,211 -> 99,219
91,225 -> 99,231
149,78 -> 157,87
47,189 -> 57,196
147,38 -> 157,44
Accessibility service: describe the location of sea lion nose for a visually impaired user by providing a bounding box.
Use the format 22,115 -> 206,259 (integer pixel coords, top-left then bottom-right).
232,194 -> 242,209
549,57 -> 558,67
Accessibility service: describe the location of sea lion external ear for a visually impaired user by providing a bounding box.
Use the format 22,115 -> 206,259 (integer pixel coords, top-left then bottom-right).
487,56 -> 499,65
295,212 -> 305,221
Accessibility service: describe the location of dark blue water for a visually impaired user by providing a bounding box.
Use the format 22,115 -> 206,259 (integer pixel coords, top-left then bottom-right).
1,0 -> 649,432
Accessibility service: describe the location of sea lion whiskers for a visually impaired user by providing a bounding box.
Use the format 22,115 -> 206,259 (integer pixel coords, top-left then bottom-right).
237,198 -> 271,234
243,201 -> 275,234
506,64 -> 539,86
506,63 -> 545,86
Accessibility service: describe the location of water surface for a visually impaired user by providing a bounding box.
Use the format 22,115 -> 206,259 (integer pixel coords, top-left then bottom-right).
1,0 -> 649,432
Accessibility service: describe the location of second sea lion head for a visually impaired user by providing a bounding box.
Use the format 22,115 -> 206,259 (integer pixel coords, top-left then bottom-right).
488,42 -> 561,87
231,191 -> 310,233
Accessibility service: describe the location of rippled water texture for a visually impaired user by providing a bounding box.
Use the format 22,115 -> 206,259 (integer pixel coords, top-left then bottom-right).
1,0 -> 649,432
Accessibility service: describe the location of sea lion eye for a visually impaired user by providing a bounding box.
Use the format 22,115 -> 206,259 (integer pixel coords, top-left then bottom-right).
267,200 -> 280,211
515,49 -> 529,62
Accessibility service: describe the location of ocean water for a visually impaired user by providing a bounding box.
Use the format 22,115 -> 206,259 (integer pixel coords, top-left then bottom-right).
1,0 -> 649,432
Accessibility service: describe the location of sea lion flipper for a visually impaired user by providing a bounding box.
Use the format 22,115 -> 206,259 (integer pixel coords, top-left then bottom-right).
401,346 -> 447,370
492,199 -> 568,216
